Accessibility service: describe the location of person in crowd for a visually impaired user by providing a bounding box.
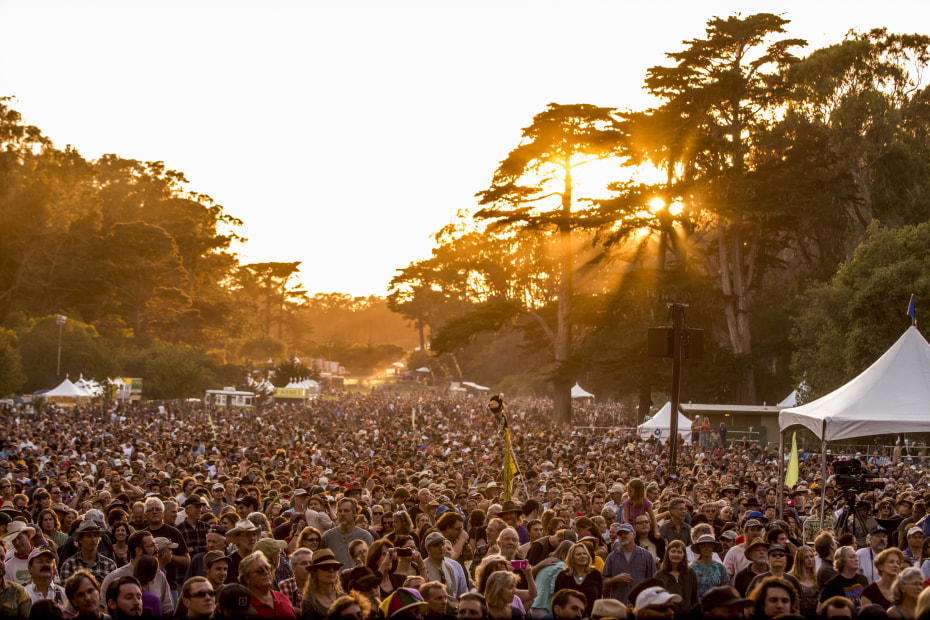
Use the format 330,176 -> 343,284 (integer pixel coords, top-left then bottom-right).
861,547 -> 905,609
131,554 -> 163,618
178,576 -> 217,620
0,554 -> 31,616
101,529 -> 174,617
485,571 -> 524,620
820,596 -> 856,620
301,548 -> 347,620
237,550 -> 296,618
24,547 -> 66,609
788,543 -> 820,618
655,540 -> 698,613
819,546 -> 869,614
886,566 -> 923,619
746,544 -> 802,597
858,525 -> 891,584
60,520 -> 118,585
323,498 -> 374,570
104,575 -> 144,619
733,537 -> 770,597
457,591 -> 488,620
633,584 -> 681,619
419,581 -> 454,620
815,532 -> 839,588
225,519 -> 260,584
529,539 -> 571,615
552,541 -> 602,616
325,591 -> 372,620
603,523 -> 656,604
690,533 -> 730,598
746,576 -> 798,620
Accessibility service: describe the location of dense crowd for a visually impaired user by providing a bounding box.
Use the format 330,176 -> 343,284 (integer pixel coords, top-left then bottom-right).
0,392 -> 928,620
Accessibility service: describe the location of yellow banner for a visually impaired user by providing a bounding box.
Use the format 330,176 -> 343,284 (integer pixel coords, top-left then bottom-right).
273,387 -> 307,398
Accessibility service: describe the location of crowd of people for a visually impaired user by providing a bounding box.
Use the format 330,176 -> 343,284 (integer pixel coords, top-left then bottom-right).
0,391 -> 928,620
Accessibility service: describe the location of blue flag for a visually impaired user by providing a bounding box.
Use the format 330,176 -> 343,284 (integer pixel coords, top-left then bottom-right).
908,294 -> 917,325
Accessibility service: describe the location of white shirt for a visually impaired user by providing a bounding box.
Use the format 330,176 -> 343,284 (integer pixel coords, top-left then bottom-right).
856,547 -> 880,584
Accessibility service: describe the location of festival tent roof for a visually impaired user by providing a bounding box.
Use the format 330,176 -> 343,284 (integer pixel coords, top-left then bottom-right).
777,390 -> 798,409
638,401 -> 692,444
780,326 -> 930,441
571,383 -> 595,399
44,378 -> 93,398
461,381 -> 490,392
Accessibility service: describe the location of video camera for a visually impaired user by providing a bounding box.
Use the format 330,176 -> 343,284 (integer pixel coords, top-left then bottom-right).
833,458 -> 883,492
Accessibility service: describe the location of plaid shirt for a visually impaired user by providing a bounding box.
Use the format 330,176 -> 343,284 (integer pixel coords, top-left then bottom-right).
277,577 -> 303,608
178,519 -> 210,556
60,552 -> 118,585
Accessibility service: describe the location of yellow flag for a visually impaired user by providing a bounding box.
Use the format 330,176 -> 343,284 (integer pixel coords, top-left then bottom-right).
502,428 -> 518,502
785,432 -> 799,489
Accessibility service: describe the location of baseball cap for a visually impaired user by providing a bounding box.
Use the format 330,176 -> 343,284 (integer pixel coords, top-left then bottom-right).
216,584 -> 257,616
617,523 -> 634,533
635,586 -> 682,610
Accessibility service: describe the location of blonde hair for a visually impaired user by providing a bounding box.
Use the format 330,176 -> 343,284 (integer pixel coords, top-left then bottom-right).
788,546 -> 816,583
485,571 -> 517,609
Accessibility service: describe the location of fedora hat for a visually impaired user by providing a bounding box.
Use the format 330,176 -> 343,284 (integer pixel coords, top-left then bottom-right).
309,548 -> 343,569
500,500 -> 523,514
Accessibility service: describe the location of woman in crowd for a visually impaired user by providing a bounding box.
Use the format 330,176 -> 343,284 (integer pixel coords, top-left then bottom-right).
887,566 -> 923,619
485,571 -> 525,620
530,540 -> 572,615
553,542 -> 602,617
109,521 -> 132,568
36,508 -> 67,551
297,526 -> 324,554
788,544 -> 820,618
690,533 -> 730,598
862,547 -> 905,610
301,549 -> 347,620
655,540 -> 698,614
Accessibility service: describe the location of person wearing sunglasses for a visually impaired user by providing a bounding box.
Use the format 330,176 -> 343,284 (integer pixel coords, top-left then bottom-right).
180,576 -> 216,620
633,584 -> 682,619
301,549 -> 346,620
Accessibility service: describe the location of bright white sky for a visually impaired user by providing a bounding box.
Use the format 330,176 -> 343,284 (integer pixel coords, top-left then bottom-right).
2,1 -> 928,296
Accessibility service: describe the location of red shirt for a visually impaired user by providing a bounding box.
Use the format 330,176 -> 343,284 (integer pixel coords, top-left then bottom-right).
250,590 -> 297,619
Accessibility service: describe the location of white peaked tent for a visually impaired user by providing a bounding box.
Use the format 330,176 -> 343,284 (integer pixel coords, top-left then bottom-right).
571,383 -> 595,400
780,326 -> 930,440
639,402 -> 692,444
44,378 -> 93,398
777,390 -> 798,409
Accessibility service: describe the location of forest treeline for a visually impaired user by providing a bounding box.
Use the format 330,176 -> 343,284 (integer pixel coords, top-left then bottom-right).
387,15 -> 930,422
0,104 -> 416,397
3,14 -> 930,413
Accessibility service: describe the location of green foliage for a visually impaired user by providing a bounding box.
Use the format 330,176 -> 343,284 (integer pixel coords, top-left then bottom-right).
16,316 -> 116,393
145,343 -> 216,400
791,222 -> 930,396
0,328 -> 25,396
430,300 -> 523,354
237,335 -> 288,363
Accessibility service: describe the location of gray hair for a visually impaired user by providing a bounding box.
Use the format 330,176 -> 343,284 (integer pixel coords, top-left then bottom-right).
144,497 -> 164,511
238,550 -> 268,583
893,567 -> 923,604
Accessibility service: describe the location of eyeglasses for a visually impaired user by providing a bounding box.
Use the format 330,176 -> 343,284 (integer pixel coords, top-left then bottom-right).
189,589 -> 215,598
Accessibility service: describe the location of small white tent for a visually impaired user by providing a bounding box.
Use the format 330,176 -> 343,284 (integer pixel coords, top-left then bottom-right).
639,402 -> 692,444
571,383 -> 595,400
780,326 -> 930,440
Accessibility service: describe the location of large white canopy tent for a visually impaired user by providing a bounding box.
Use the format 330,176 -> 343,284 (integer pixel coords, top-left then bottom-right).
778,325 -> 930,524
639,401 -> 693,445
571,383 -> 595,400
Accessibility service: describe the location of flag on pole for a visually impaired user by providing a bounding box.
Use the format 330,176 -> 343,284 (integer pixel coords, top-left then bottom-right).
785,432 -> 799,489
908,294 -> 917,325
502,428 -> 518,502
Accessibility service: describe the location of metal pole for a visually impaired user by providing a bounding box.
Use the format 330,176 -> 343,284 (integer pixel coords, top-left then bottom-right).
819,428 -> 828,531
56,315 -> 66,378
669,304 -> 685,472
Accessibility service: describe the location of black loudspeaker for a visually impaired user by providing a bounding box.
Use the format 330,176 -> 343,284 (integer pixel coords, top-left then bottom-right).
647,327 -> 704,359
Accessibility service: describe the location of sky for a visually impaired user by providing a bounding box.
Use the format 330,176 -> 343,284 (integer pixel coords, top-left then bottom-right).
2,1 -> 929,296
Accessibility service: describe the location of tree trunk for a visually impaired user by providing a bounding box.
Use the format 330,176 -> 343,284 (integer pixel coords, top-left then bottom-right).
553,166 -> 574,424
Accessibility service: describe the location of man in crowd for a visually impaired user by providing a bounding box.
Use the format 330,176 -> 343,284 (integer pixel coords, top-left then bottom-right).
60,520 -> 118,584
24,547 -> 67,608
64,570 -> 105,620
105,575 -> 144,619
225,519 -> 259,583
277,547 -> 311,608
101,530 -> 174,617
603,523 -> 655,604
551,588 -> 587,620
185,524 -> 228,581
180,576 -> 217,620
658,498 -> 691,545
322,497 -> 374,569
178,495 -> 211,556
723,518 -> 764,578
856,525 -> 889,584
143,496 -> 189,600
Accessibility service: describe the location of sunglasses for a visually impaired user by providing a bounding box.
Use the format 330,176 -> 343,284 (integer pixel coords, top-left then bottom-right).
316,565 -> 340,572
189,589 -> 215,599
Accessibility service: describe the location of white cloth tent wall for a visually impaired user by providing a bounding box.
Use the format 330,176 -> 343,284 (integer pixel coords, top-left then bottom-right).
571,383 -> 595,399
779,326 -> 930,440
638,402 -> 692,444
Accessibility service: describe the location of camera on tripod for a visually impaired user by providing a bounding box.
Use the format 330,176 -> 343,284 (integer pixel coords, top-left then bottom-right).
833,458 -> 883,493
